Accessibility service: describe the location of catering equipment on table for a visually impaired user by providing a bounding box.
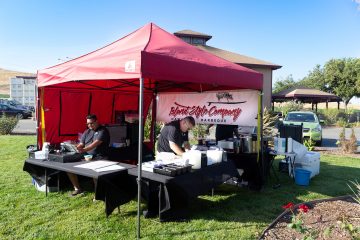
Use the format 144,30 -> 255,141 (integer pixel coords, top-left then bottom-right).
107,124 -> 128,146
217,135 -> 258,154
217,140 -> 234,150
60,142 -> 77,152
46,141 -> 83,163
238,126 -> 256,135
153,164 -> 192,176
30,151 -> 46,160
183,149 -> 207,169
241,135 -> 253,153
29,141 -> 83,163
185,146 -> 224,169
29,142 -> 52,159
142,159 -> 192,176
206,149 -> 223,165
48,152 -> 83,163
142,147 -> 226,176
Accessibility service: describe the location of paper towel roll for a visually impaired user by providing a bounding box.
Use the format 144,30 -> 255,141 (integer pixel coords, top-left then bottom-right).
287,137 -> 293,153
274,137 -> 278,152
277,138 -> 286,153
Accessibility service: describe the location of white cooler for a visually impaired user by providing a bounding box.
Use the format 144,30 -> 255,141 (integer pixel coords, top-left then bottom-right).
294,151 -> 320,178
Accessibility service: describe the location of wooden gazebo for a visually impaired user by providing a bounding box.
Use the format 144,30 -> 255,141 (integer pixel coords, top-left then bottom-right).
272,86 -> 341,112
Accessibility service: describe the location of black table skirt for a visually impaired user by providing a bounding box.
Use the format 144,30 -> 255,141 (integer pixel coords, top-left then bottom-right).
24,157 -> 242,220
23,159 -> 137,216
227,153 -> 263,190
128,160 -> 239,221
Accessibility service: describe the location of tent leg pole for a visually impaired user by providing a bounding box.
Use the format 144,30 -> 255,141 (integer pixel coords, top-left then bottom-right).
260,93 -> 264,185
151,93 -> 157,151
36,87 -> 41,150
137,77 -> 144,240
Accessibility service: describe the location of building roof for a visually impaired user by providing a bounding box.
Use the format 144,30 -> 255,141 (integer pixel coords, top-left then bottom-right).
174,30 -> 212,40
14,76 -> 36,79
196,45 -> 282,70
174,29 -> 281,70
272,86 -> 341,103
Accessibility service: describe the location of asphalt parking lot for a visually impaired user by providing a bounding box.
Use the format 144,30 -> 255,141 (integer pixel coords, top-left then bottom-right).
12,118 -> 37,135
322,126 -> 360,148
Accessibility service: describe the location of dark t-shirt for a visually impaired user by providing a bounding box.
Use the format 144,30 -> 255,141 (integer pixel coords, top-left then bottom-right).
215,124 -> 238,142
157,120 -> 188,153
80,125 -> 110,157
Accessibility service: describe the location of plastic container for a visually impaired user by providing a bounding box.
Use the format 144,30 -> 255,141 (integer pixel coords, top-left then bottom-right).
242,135 -> 252,153
206,150 -> 223,165
294,168 -> 311,186
43,142 -> 50,159
183,150 -> 202,169
217,140 -> 234,150
34,151 -> 47,159
32,178 -> 58,192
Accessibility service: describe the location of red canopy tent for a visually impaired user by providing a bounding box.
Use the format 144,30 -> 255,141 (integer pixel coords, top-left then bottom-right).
37,22 -> 262,147
37,22 -> 263,238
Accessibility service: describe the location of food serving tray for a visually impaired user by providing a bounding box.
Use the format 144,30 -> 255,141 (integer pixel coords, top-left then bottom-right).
153,164 -> 192,176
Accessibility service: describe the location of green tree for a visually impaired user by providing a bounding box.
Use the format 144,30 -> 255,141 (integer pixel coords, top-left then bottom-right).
299,64 -> 326,91
273,75 -> 297,93
324,58 -> 360,111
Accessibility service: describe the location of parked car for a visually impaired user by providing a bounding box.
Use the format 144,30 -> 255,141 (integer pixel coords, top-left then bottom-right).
0,104 -> 32,119
0,99 -> 35,112
282,111 -> 323,145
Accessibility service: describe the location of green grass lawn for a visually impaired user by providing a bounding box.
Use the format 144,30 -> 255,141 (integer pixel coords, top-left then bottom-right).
0,135 -> 359,240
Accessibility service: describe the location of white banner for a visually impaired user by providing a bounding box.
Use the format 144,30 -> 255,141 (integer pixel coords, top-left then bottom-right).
157,90 -> 259,126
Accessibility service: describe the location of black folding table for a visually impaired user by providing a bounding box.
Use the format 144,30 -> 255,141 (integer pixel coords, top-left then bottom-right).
23,158 -> 137,216
127,159 -> 239,221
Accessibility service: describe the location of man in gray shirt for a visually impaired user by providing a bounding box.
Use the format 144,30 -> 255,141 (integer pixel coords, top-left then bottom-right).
157,116 -> 195,156
68,114 -> 110,196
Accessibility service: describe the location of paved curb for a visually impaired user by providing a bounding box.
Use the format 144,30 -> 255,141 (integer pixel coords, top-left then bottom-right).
10,132 -> 36,135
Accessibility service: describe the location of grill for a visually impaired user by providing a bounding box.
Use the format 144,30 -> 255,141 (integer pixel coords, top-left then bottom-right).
303,128 -> 310,133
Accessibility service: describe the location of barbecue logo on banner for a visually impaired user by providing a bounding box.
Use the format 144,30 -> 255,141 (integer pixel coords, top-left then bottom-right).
156,90 -> 259,126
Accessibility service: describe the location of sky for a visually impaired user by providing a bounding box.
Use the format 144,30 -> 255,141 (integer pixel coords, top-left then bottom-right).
0,0 -> 360,85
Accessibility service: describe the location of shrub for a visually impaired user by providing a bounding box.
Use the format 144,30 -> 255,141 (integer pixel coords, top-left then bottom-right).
348,110 -> 360,123
190,124 -> 207,140
143,111 -> 162,140
0,114 -> 19,135
317,109 -> 339,125
303,138 -> 316,151
279,101 -> 304,116
351,121 -> 360,127
348,180 -> 360,204
336,117 -> 351,128
349,128 -> 358,153
263,107 -> 279,137
317,108 -> 350,126
336,128 -> 358,153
